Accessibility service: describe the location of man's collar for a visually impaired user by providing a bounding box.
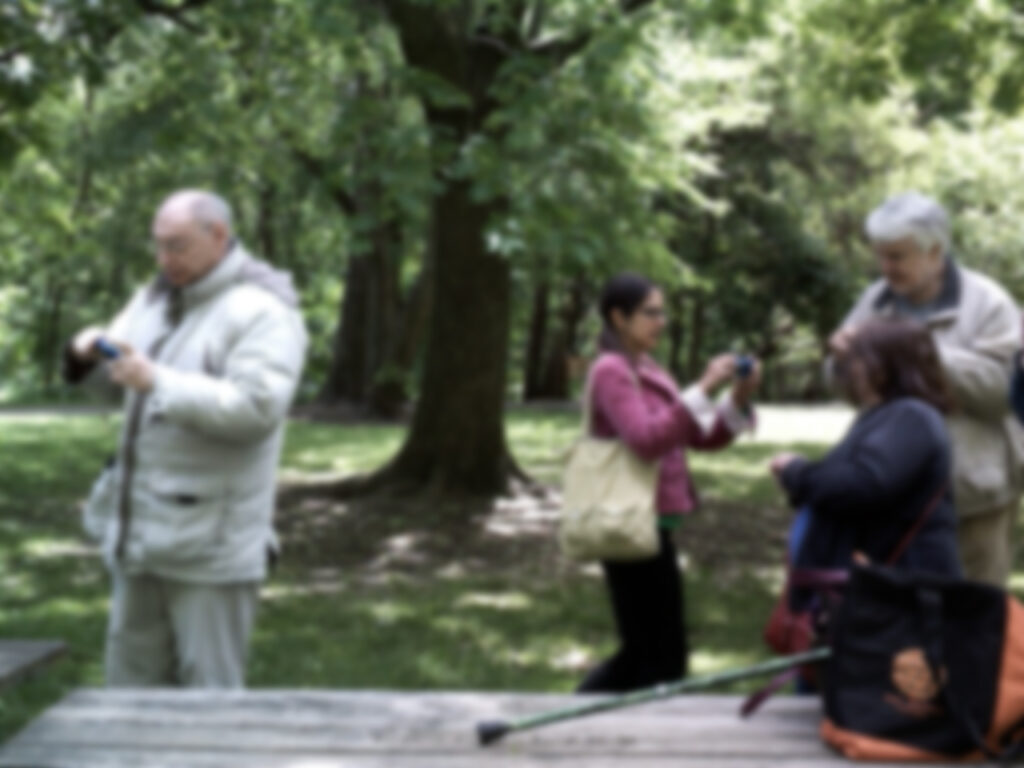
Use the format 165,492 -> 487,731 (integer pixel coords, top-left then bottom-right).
872,256 -> 962,321
148,241 -> 247,306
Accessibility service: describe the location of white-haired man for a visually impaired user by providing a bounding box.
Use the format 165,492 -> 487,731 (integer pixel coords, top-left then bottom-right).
830,191 -> 1024,587
65,189 -> 308,687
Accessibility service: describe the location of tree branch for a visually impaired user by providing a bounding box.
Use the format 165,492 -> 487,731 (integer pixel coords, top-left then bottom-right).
469,33 -> 515,56
134,0 -> 215,32
525,0 -> 546,42
291,146 -> 359,217
528,0 -> 655,63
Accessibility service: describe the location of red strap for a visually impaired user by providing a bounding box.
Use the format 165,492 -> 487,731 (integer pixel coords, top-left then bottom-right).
885,482 -> 948,566
740,668 -> 802,718
785,484 -> 946,594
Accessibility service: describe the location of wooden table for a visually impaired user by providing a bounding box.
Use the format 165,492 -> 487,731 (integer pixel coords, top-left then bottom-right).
0,690 -> 958,767
0,641 -> 65,692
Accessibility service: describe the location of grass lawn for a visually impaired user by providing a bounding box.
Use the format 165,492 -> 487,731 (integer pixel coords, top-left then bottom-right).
6,403 -> 1004,743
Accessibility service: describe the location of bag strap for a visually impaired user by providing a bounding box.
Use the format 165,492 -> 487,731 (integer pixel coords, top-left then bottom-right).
581,368 -> 596,434
885,482 -> 948,566
786,483 -> 946,584
581,359 -> 642,436
788,569 -> 850,589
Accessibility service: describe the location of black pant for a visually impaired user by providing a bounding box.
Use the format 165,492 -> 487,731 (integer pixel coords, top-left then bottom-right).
577,528 -> 688,693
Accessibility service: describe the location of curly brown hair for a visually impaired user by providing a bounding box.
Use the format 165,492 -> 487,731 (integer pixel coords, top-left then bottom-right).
840,317 -> 953,414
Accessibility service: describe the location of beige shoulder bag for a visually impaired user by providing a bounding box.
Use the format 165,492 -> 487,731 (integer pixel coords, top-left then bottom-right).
558,366 -> 660,562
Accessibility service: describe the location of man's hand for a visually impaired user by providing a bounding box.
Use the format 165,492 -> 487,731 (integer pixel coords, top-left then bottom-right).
828,325 -> 857,357
71,326 -> 105,362
109,350 -> 155,393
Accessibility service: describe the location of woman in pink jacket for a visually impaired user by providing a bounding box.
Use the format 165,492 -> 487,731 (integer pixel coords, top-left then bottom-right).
578,273 -> 760,693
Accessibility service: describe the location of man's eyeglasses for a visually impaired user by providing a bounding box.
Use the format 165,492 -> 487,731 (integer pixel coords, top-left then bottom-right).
151,238 -> 192,256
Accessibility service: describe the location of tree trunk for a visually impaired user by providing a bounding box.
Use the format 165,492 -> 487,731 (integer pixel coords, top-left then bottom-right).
522,280 -> 550,401
534,278 -> 587,400
367,179 -> 515,496
686,293 -> 706,383
321,254 -> 371,403
391,266 -> 431,372
364,221 -> 407,418
667,288 -> 685,381
37,279 -> 65,395
320,219 -> 405,412
257,182 -> 276,263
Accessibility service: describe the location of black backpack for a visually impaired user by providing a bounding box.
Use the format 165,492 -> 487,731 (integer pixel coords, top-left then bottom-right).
823,565 -> 1024,762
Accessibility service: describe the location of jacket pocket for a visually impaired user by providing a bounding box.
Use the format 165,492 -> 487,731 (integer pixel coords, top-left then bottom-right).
82,463 -> 118,542
138,475 -> 229,562
949,416 -> 1015,511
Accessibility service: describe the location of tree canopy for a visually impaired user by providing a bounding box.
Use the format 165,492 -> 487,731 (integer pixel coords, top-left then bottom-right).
3,0 -> 1024,496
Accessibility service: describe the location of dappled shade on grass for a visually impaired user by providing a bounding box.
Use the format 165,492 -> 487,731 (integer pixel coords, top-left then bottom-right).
0,410 -> 808,740
4,407 -> 1017,745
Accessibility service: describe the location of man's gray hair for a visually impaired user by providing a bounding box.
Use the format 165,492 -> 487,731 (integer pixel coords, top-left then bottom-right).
160,189 -> 234,235
188,190 -> 234,235
864,191 -> 950,255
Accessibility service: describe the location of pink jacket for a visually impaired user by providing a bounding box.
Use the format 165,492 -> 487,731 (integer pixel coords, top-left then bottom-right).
588,352 -> 743,517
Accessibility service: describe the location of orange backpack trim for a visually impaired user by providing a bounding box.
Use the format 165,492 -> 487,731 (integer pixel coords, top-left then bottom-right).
821,718 -> 955,762
987,596 -> 1024,751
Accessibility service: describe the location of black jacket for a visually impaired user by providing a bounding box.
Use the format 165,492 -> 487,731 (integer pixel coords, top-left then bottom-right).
781,397 -> 961,578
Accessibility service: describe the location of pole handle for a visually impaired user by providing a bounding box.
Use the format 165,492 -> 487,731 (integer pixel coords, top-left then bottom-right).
476,720 -> 511,746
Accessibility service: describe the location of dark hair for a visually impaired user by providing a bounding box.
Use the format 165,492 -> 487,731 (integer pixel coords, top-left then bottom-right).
841,318 -> 953,414
598,272 -> 658,352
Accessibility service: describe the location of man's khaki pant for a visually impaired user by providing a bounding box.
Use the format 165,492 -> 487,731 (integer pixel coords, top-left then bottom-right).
958,498 -> 1020,588
105,571 -> 259,688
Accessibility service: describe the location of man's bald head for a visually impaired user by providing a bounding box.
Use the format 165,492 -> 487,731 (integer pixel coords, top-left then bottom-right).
157,190 -> 234,234
152,189 -> 234,286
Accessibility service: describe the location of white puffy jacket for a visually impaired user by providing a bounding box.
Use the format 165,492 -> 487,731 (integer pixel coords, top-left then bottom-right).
81,244 -> 307,583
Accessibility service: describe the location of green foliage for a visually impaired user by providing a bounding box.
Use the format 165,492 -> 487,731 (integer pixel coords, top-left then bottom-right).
3,0 -> 1024,403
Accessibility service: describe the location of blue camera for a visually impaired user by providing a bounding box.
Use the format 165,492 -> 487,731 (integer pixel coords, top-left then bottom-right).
735,354 -> 753,379
94,338 -> 121,360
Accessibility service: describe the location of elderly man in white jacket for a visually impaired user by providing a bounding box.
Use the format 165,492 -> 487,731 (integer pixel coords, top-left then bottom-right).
66,189 -> 308,687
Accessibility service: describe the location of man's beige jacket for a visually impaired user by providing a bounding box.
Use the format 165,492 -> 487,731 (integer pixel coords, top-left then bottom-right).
841,263 -> 1024,517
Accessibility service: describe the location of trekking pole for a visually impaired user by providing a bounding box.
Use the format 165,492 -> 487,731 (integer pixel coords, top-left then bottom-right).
476,646 -> 831,746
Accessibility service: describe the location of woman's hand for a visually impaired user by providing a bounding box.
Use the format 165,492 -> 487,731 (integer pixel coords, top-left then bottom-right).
731,357 -> 762,408
700,354 -> 736,395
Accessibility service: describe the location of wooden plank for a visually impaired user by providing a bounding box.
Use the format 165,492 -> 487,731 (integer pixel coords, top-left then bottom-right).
16,688 -> 826,722
5,691 -> 825,752
0,640 -> 65,691
7,688 -> 811,722
0,689 -> 961,768
0,744 -> 944,768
